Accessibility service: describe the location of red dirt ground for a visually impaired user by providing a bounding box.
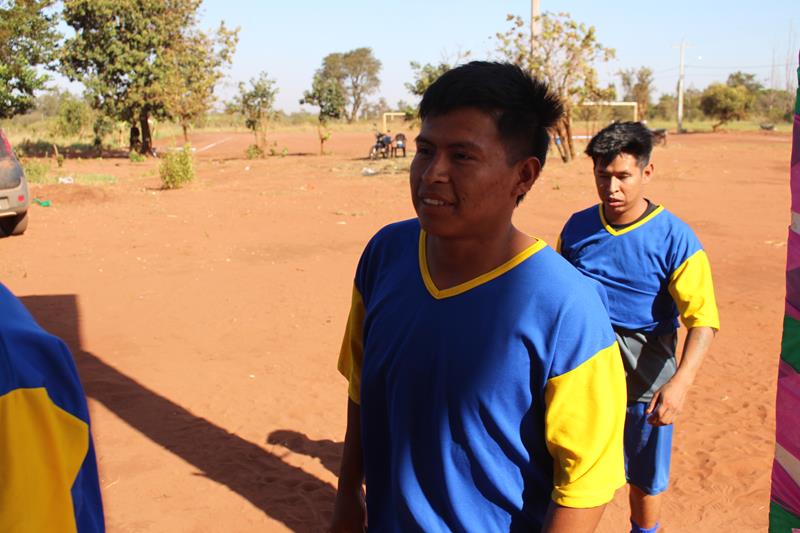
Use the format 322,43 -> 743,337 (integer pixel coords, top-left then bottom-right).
0,128 -> 790,532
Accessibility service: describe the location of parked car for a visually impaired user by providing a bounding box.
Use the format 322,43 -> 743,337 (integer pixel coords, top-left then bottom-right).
0,129 -> 29,236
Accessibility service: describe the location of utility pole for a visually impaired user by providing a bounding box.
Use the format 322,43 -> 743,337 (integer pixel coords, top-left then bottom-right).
531,0 -> 540,54
674,40 -> 690,133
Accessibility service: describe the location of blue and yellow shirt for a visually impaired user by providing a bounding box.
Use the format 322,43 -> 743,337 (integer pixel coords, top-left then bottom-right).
338,219 -> 626,531
558,204 -> 720,336
0,284 -> 104,533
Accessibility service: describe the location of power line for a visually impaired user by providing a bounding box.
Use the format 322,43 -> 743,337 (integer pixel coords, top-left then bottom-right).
685,63 -> 793,70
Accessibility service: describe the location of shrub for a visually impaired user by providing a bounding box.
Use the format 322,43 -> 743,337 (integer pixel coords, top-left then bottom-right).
246,144 -> 264,159
159,145 -> 195,189
21,159 -> 50,184
129,151 -> 146,163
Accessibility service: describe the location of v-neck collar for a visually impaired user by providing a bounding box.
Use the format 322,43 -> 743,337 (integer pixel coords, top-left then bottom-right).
418,230 -> 547,299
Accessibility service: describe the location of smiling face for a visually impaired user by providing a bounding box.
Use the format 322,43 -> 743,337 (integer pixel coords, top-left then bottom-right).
410,107 -> 539,240
594,152 -> 653,225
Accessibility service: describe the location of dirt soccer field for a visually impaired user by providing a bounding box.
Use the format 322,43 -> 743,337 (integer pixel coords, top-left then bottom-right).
0,129 -> 790,531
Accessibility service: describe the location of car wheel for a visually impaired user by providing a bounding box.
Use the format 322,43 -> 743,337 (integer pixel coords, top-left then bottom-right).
7,212 -> 28,236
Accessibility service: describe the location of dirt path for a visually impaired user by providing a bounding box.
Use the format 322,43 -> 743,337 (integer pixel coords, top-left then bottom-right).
0,129 -> 789,531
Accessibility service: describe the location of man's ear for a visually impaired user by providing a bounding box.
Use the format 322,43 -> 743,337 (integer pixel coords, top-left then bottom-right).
642,162 -> 654,183
514,156 -> 542,198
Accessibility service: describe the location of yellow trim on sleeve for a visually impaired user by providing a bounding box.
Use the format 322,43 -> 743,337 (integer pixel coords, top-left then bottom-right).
544,343 -> 627,508
555,235 -> 562,255
419,230 -> 547,299
599,204 -> 664,236
0,387 -> 88,533
337,285 -> 365,404
668,249 -> 720,330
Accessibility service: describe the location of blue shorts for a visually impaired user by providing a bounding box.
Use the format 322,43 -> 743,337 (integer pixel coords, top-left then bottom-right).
624,402 -> 673,495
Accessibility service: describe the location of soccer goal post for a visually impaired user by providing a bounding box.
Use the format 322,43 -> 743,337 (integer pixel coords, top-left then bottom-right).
574,101 -> 639,139
382,112 -> 408,132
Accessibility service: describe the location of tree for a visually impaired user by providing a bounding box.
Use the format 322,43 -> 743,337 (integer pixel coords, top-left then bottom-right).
320,48 -> 381,123
755,88 -> 794,123
618,67 -> 654,120
162,23 -> 238,143
56,94 -> 92,138
60,0 -> 237,155
227,72 -> 278,152
406,61 -> 451,98
496,12 -> 615,161
300,72 -> 345,155
699,83 -> 750,131
726,71 -> 763,94
0,0 -> 60,118
651,93 -> 677,121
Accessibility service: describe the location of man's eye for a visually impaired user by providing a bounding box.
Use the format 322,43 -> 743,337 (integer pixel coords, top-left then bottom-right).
454,152 -> 472,161
416,146 -> 432,155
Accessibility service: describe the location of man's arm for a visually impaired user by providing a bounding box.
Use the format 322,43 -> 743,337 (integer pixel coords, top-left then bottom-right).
330,398 -> 366,533
646,326 -> 716,426
542,503 -> 606,533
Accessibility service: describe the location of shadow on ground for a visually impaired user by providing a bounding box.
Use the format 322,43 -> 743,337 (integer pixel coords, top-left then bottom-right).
22,294 -> 338,532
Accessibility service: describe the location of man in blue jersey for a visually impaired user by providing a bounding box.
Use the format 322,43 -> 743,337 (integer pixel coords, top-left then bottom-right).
0,283 -> 105,532
558,122 -> 719,533
331,61 -> 627,532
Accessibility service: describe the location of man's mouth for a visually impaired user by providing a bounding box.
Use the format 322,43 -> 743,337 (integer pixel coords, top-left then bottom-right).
422,198 -> 447,206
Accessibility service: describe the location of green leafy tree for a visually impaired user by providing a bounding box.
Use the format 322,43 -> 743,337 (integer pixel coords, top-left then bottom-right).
699,83 -> 750,131
755,88 -> 794,123
300,72 -> 345,155
618,67 -> 654,120
227,72 -> 278,152
0,0 -> 60,118
726,71 -> 763,94
60,0 -> 236,155
496,12 -> 615,161
162,23 -> 238,143
405,53 -> 470,99
651,93 -> 677,121
56,94 -> 92,138
320,47 -> 381,123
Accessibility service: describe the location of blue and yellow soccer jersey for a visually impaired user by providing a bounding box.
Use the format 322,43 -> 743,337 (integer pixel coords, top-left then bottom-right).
0,284 -> 105,533
338,219 -> 626,531
558,205 -> 720,335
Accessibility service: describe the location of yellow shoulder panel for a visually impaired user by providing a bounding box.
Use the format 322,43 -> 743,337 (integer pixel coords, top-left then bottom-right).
544,343 -> 627,508
337,285 -> 365,405
668,249 -> 720,330
0,387 -> 88,533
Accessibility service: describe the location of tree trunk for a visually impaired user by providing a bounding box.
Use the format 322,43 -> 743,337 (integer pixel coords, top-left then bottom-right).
182,123 -> 189,144
139,111 -> 153,155
563,113 -> 576,161
317,123 -> 325,155
551,126 -> 568,163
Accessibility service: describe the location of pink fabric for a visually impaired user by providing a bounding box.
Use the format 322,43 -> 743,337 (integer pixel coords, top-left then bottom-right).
776,360 -> 800,458
773,460 -> 800,518
791,111 -> 800,212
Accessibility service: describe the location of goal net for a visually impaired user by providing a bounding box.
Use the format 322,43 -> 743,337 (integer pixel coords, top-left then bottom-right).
574,101 -> 639,138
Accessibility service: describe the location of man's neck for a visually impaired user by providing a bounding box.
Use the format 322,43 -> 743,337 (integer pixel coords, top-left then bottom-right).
604,198 -> 649,226
425,225 -> 535,290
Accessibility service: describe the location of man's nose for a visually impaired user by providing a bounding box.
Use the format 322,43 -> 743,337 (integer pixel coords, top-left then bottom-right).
421,153 -> 449,183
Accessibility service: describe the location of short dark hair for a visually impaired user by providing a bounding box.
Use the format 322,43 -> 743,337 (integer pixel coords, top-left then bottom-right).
585,121 -> 653,169
418,61 -> 563,167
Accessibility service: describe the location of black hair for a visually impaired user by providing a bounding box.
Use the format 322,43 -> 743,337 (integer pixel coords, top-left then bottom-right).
585,121 -> 654,169
418,61 -> 563,168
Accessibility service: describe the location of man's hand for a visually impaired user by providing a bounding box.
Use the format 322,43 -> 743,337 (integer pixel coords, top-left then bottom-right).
330,487 -> 366,533
646,375 -> 690,426
330,398 -> 366,532
646,326 -> 716,426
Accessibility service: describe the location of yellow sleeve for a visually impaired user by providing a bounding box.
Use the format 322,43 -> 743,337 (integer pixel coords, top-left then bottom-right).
544,343 -> 627,508
0,387 -> 88,533
337,284 -> 365,405
668,249 -> 720,330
